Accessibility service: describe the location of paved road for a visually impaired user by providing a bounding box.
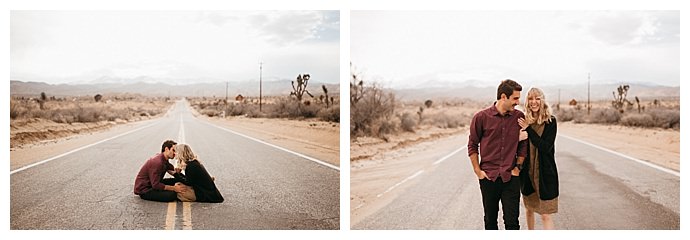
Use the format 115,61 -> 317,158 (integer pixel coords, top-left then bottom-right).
352,134 -> 679,230
10,99 -> 339,230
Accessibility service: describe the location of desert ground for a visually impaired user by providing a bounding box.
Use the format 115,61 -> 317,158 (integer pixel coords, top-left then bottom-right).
193,113 -> 340,167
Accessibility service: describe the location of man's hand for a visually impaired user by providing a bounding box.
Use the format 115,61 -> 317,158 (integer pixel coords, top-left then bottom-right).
174,182 -> 187,193
511,167 -> 521,176
519,130 -> 528,141
475,169 -> 489,180
174,167 -> 182,174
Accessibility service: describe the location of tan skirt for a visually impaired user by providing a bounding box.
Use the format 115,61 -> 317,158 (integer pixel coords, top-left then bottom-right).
524,192 -> 558,214
176,184 -> 196,202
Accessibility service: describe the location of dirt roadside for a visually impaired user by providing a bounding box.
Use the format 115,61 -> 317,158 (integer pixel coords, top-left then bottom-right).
198,114 -> 340,168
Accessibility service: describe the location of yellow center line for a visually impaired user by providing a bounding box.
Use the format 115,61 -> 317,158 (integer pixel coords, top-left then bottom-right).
165,202 -> 176,230
183,202 -> 193,230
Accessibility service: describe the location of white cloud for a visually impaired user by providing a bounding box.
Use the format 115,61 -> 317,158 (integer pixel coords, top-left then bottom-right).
10,11 -> 339,84
351,11 -> 679,88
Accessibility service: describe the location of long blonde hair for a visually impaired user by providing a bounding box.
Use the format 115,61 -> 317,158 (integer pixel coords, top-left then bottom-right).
175,144 -> 197,170
524,88 -> 553,125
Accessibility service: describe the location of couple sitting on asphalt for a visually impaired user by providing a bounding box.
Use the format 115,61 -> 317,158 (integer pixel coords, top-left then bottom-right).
133,140 -> 224,203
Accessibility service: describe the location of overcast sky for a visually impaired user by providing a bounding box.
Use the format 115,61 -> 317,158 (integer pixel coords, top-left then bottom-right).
351,11 -> 679,89
11,11 -> 339,84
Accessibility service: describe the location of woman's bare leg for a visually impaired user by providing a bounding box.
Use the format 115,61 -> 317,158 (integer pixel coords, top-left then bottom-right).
526,208 -> 535,230
541,213 -> 555,230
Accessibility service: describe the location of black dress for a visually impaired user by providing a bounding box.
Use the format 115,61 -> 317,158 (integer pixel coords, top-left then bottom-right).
177,160 -> 224,203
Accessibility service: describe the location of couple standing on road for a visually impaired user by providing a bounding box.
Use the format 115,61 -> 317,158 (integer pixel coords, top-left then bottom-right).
133,140 -> 224,203
468,79 -> 560,230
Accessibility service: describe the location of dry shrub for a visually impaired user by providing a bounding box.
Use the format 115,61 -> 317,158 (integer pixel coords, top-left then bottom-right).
269,98 -> 320,119
10,99 -> 21,119
400,112 -> 417,132
200,109 -> 220,117
620,113 -> 655,128
623,109 -> 680,129
350,84 -> 396,137
10,95 -> 170,123
422,111 -> 467,128
588,108 -> 622,124
553,108 -> 575,122
317,105 -> 340,123
369,117 -> 397,137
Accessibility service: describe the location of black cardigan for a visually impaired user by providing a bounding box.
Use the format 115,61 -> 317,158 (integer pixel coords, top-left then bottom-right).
520,116 -> 559,200
178,160 -> 224,203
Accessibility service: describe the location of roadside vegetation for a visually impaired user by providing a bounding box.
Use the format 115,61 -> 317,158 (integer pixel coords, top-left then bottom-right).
189,74 -> 340,123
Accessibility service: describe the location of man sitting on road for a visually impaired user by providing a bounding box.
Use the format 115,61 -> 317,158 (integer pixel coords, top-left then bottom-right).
134,140 -> 186,202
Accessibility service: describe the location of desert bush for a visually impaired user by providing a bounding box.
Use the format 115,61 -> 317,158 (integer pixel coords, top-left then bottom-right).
553,108 -> 575,122
648,108 -> 680,129
350,84 -> 396,137
317,105 -> 340,123
200,109 -> 220,117
587,108 -> 622,124
10,95 -> 171,124
10,99 -> 21,119
423,111 -> 467,128
369,117 -> 397,137
620,113 -> 655,128
401,112 -> 417,132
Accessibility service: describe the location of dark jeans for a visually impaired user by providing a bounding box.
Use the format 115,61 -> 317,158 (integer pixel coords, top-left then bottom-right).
479,176 -> 521,230
139,178 -> 180,202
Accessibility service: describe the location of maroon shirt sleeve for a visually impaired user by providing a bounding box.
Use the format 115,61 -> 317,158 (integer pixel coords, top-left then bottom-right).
468,110 -> 483,156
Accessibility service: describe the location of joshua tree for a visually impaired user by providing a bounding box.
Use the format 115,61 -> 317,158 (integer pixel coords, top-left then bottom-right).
290,74 -> 313,101
635,96 -> 641,113
322,84 -> 332,108
612,85 -> 633,111
424,99 -> 433,108
39,92 -> 47,110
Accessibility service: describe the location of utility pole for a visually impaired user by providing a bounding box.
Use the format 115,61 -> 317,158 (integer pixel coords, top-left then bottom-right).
259,61 -> 263,112
587,73 -> 591,115
225,81 -> 228,102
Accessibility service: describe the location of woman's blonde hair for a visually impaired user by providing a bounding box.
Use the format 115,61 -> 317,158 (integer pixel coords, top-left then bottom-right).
175,144 -> 197,170
524,87 -> 553,125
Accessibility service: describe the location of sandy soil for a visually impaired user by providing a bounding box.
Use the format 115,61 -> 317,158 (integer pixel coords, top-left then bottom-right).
558,122 -> 679,171
201,115 -> 340,167
9,118 -> 158,171
349,120 -> 680,225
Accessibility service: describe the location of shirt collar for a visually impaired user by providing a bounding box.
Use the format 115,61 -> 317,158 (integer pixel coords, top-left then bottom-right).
490,102 -> 512,117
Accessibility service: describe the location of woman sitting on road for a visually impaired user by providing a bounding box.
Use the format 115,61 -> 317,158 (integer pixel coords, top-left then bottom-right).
518,87 -> 559,230
173,144 -> 224,203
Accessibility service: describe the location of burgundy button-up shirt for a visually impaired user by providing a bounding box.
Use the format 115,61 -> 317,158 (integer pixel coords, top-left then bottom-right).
134,153 -> 174,195
468,104 -> 527,182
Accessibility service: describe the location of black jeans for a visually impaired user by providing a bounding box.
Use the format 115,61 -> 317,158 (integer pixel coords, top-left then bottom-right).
139,178 -> 180,202
479,176 -> 521,230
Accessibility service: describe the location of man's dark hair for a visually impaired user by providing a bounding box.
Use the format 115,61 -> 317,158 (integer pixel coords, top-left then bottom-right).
161,140 -> 177,153
497,79 -> 522,100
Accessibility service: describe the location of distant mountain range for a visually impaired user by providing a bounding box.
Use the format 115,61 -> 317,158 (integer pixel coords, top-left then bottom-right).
392,83 -> 679,103
10,79 -> 340,99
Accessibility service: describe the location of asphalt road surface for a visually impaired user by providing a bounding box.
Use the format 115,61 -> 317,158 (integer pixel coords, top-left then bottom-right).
352,134 -> 679,230
11,99 -> 340,230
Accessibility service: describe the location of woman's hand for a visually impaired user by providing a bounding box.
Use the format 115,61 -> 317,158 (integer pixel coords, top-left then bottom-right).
518,118 -> 528,130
